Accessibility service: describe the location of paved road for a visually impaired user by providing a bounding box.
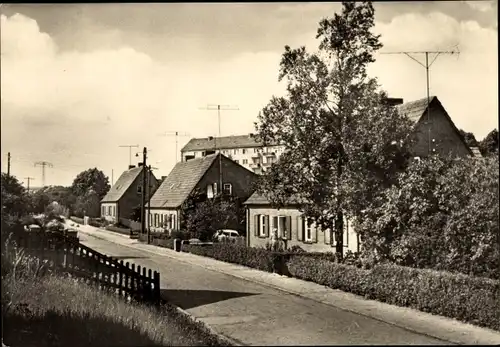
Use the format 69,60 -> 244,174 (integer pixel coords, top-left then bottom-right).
78,232 -> 448,346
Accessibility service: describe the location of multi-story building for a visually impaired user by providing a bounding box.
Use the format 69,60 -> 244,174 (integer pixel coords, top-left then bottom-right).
180,134 -> 285,174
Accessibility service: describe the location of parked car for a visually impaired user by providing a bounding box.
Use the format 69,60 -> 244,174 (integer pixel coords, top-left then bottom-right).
213,229 -> 240,242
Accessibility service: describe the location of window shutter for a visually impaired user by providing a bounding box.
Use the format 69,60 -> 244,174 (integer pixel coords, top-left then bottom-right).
265,215 -> 270,237
285,216 -> 291,240
324,228 -> 331,245
312,224 -> 318,243
254,214 -> 260,236
297,216 -> 303,241
344,218 -> 349,247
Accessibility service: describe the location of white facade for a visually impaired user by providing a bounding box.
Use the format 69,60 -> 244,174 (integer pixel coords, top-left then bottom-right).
101,203 -> 118,223
182,145 -> 285,174
146,209 -> 180,233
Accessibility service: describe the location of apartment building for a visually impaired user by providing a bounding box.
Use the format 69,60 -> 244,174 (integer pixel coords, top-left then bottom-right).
180,134 -> 285,174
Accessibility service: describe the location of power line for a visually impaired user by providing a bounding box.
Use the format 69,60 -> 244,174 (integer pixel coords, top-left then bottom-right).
157,131 -> 190,163
34,161 -> 53,187
199,104 -> 239,197
7,152 -> 11,176
380,46 -> 460,155
119,145 -> 139,167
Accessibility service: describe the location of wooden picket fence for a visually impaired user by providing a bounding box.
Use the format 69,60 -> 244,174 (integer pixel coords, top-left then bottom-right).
9,229 -> 161,304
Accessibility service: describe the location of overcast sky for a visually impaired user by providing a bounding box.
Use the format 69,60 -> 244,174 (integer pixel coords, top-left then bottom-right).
1,1 -> 497,187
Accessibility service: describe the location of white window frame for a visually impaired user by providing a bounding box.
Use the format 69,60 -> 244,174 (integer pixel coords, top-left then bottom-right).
242,149 -> 246,154
304,219 -> 314,242
260,215 -> 267,237
277,216 -> 287,238
213,182 -> 218,195
137,185 -> 142,194
223,183 -> 232,195
242,159 -> 248,164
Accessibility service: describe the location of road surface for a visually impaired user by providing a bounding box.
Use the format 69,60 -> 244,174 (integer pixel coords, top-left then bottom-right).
76,231 -> 449,346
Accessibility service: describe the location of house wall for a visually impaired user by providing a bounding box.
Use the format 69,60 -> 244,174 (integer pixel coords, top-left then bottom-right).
411,103 -> 471,158
101,202 -> 118,223
182,145 -> 285,174
146,208 -> 180,233
118,170 -> 159,221
194,156 -> 258,232
247,205 -> 359,255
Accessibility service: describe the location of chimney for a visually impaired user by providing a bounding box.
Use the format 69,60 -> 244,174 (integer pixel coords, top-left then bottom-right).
128,165 -> 135,169
383,97 -> 404,106
138,162 -> 144,167
208,136 -> 214,141
249,133 -> 254,137
161,176 -> 167,182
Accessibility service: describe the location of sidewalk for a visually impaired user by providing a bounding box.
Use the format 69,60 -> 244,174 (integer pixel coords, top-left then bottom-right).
74,224 -> 500,345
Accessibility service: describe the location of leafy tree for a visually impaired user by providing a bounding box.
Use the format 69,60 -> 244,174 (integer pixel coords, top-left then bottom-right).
1,173 -> 32,222
254,1 -> 413,258
71,168 -> 110,200
478,129 -> 499,157
459,129 -> 479,148
130,204 -> 141,222
72,190 -> 101,218
185,198 -> 244,241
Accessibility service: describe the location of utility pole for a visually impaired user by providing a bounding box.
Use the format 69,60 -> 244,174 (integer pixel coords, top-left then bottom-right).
381,47 -> 459,155
34,161 -> 53,187
111,169 -> 114,186
119,145 -> 139,167
199,104 -> 239,199
140,147 -> 148,242
7,152 -> 11,176
157,131 -> 190,163
147,164 -> 158,239
24,177 -> 35,191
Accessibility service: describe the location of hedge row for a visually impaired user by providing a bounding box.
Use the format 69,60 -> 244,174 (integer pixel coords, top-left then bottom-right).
287,256 -> 500,331
178,242 -> 500,332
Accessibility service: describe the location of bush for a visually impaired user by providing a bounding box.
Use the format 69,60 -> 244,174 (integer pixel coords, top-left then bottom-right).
170,230 -> 191,241
70,216 -> 84,225
287,256 -> 500,331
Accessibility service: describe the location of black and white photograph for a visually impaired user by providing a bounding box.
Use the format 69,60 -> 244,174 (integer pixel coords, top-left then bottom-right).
1,1 -> 499,346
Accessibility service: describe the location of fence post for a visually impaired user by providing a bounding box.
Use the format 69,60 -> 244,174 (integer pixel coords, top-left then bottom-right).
119,260 -> 124,297
137,265 -> 142,301
154,271 -> 160,304
131,264 -> 136,301
147,269 -> 152,302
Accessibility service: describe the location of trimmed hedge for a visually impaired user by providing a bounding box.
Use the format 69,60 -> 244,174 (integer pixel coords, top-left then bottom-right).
287,256 -> 500,331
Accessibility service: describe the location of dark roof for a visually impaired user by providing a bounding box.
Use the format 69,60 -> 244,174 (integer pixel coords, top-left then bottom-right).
396,96 -> 437,123
148,154 -> 218,209
397,96 -> 473,156
181,134 -> 278,152
101,166 -> 143,203
244,192 -> 302,206
470,147 -> 483,158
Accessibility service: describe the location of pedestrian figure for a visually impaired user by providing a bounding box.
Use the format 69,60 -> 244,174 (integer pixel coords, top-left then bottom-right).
270,227 -> 279,251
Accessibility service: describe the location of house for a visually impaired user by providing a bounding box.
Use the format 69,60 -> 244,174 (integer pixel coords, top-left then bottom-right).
469,146 -> 483,158
243,193 -> 358,255
181,134 -> 285,174
396,96 -> 474,158
147,153 -> 257,233
100,164 -> 159,223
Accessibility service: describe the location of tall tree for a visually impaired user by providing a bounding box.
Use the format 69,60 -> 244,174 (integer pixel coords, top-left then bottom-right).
255,1 -> 413,258
478,129 -> 499,156
71,168 -> 110,200
459,129 -> 479,148
1,173 -> 32,222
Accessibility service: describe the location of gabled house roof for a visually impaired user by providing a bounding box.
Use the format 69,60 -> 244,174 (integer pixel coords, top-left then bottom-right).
181,134 -> 278,152
396,96 -> 473,156
244,192 -> 302,206
148,154 -> 219,209
101,166 -> 143,203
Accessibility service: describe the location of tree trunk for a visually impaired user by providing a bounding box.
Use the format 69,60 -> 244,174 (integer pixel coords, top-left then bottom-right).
335,209 -> 344,259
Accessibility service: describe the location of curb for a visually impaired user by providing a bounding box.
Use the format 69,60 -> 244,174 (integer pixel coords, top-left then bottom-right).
78,228 -> 500,345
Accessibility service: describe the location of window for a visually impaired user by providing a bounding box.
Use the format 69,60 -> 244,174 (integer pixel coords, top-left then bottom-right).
154,214 -> 158,227
254,148 -> 258,153
108,206 -> 112,215
172,214 -> 176,230
102,206 -> 105,216
112,206 -> 116,217
213,182 -> 218,196
242,149 -> 246,154
223,183 -> 232,195
234,149 -> 238,155
160,214 -> 164,228
272,216 -> 291,239
242,159 -> 248,165
304,219 -> 314,242
260,215 -> 267,237
137,185 -> 142,194
235,159 -> 239,164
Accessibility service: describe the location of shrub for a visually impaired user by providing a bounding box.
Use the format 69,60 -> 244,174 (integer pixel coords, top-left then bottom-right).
70,216 -> 84,225
170,230 -> 191,241
287,256 -> 500,331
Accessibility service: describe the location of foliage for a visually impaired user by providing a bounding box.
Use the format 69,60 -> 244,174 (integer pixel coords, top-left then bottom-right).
357,155 -> 499,279
72,190 -> 101,218
170,230 -> 191,241
254,2 -> 413,257
31,186 -> 76,215
130,204 -> 142,222
1,173 -> 32,222
478,128 -> 499,157
44,201 -> 69,220
71,168 -> 110,200
185,198 -> 245,241
287,256 -> 500,331
459,129 -> 479,148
